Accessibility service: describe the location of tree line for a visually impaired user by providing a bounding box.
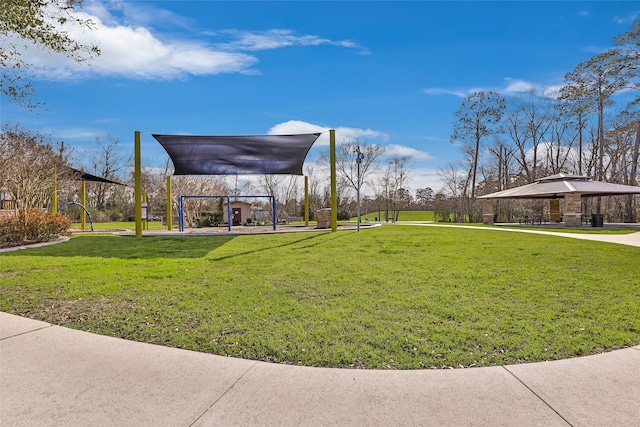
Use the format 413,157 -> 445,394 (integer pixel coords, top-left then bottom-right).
445,20 -> 640,223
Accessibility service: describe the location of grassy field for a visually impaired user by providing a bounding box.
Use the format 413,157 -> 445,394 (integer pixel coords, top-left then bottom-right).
1,225 -> 638,369
70,221 -> 166,231
359,210 -> 435,222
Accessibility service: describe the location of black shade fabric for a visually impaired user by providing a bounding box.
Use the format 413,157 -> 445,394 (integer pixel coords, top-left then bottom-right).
68,167 -> 126,185
153,133 -> 321,175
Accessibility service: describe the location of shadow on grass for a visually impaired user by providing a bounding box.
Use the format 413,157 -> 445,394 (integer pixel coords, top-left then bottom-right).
206,231 -> 351,262
0,234 -> 238,259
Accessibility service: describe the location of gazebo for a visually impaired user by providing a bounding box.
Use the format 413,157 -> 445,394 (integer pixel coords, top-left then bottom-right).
478,174 -> 640,227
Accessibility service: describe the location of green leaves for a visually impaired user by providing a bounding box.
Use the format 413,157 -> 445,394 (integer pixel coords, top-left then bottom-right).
0,0 -> 100,108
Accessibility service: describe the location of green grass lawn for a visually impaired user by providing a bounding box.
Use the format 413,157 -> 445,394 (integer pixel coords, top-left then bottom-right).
359,210 -> 434,222
70,221 -> 166,231
1,225 -> 638,369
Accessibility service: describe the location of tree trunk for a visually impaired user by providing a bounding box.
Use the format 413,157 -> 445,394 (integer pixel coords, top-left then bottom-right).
625,121 -> 640,222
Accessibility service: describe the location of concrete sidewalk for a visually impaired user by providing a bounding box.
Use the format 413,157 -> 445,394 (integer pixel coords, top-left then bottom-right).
1,312 -> 638,426
407,223 -> 640,248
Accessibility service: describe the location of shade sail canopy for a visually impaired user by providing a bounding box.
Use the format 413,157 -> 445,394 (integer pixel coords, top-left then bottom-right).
478,174 -> 640,199
153,133 -> 321,175
68,167 -> 125,186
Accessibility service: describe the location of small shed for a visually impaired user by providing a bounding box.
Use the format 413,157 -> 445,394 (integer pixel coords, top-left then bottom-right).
479,174 -> 640,227
223,201 -> 252,226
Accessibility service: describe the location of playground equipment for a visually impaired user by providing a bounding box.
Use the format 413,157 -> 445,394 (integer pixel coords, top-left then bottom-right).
178,195 -> 276,232
133,129 -> 337,237
57,201 -> 94,231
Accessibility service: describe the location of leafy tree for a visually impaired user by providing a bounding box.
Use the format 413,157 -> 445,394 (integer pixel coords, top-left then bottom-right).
0,0 -> 100,108
415,187 -> 433,210
613,19 -> 640,221
563,50 -> 628,184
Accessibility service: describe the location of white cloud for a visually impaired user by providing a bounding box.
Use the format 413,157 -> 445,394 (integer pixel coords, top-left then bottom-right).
268,120 -> 388,146
423,88 -> 467,98
385,144 -> 433,160
214,29 -> 369,55
502,78 -> 564,99
425,78 -> 563,100
21,10 -> 258,80
16,1 -> 368,80
613,11 -> 640,24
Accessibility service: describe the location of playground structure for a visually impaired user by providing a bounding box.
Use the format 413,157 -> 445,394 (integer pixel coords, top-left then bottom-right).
178,195 -> 276,232
57,201 -> 94,231
133,130 -> 340,238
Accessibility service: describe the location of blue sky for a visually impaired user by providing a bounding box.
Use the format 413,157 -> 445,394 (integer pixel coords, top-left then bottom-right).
2,1 -> 639,192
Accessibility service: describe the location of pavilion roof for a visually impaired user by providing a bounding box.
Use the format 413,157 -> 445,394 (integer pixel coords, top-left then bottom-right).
478,174 -> 640,199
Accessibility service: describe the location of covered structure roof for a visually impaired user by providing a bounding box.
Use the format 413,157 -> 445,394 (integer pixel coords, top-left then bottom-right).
68,167 -> 125,186
153,133 -> 322,176
478,174 -> 640,199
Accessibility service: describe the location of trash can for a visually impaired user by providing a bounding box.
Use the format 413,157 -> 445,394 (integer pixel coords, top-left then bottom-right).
591,213 -> 604,228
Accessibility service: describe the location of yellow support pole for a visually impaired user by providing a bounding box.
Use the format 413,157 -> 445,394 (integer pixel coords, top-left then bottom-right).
330,129 -> 337,232
134,131 -> 142,238
166,175 -> 172,231
80,179 -> 86,231
51,166 -> 57,214
304,176 -> 309,227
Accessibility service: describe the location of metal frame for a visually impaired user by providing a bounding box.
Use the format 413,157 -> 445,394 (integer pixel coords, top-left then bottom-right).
178,195 -> 277,232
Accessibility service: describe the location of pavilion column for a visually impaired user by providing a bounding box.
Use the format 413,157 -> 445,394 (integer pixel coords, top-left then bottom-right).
482,199 -> 494,224
549,199 -> 561,222
563,194 -> 582,227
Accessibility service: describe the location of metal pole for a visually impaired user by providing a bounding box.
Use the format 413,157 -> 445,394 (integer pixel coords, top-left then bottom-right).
272,196 -> 277,231
142,189 -> 148,230
81,178 -> 86,231
166,176 -> 172,231
355,146 -> 363,232
178,196 -> 184,232
51,166 -> 57,214
226,196 -> 231,231
134,131 -> 142,238
304,176 -> 309,227
330,129 -> 337,232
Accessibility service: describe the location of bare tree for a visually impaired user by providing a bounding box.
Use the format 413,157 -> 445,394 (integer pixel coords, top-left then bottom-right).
451,91 -> 505,198
380,155 -> 411,221
0,125 -> 71,213
87,134 -> 130,211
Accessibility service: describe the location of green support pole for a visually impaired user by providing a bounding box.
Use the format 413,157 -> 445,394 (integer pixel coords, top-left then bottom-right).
81,179 -> 86,231
166,175 -> 172,231
51,166 -> 57,214
134,131 -> 142,238
330,129 -> 337,232
304,176 -> 309,227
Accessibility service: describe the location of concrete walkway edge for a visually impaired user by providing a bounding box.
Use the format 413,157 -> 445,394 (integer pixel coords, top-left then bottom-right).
1,312 -> 639,426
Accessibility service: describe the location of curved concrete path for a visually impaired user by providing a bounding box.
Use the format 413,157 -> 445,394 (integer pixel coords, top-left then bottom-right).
2,313 -> 639,426
2,228 -> 639,426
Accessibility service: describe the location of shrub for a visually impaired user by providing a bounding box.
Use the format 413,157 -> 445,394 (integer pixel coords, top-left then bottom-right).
337,210 -> 352,221
0,209 -> 72,248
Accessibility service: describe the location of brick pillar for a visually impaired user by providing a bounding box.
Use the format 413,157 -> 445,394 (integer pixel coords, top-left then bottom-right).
549,199 -> 561,222
563,194 -> 582,227
315,208 -> 332,229
482,199 -> 494,225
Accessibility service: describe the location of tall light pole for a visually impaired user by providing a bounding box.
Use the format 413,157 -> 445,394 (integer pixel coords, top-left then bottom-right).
355,146 -> 364,232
